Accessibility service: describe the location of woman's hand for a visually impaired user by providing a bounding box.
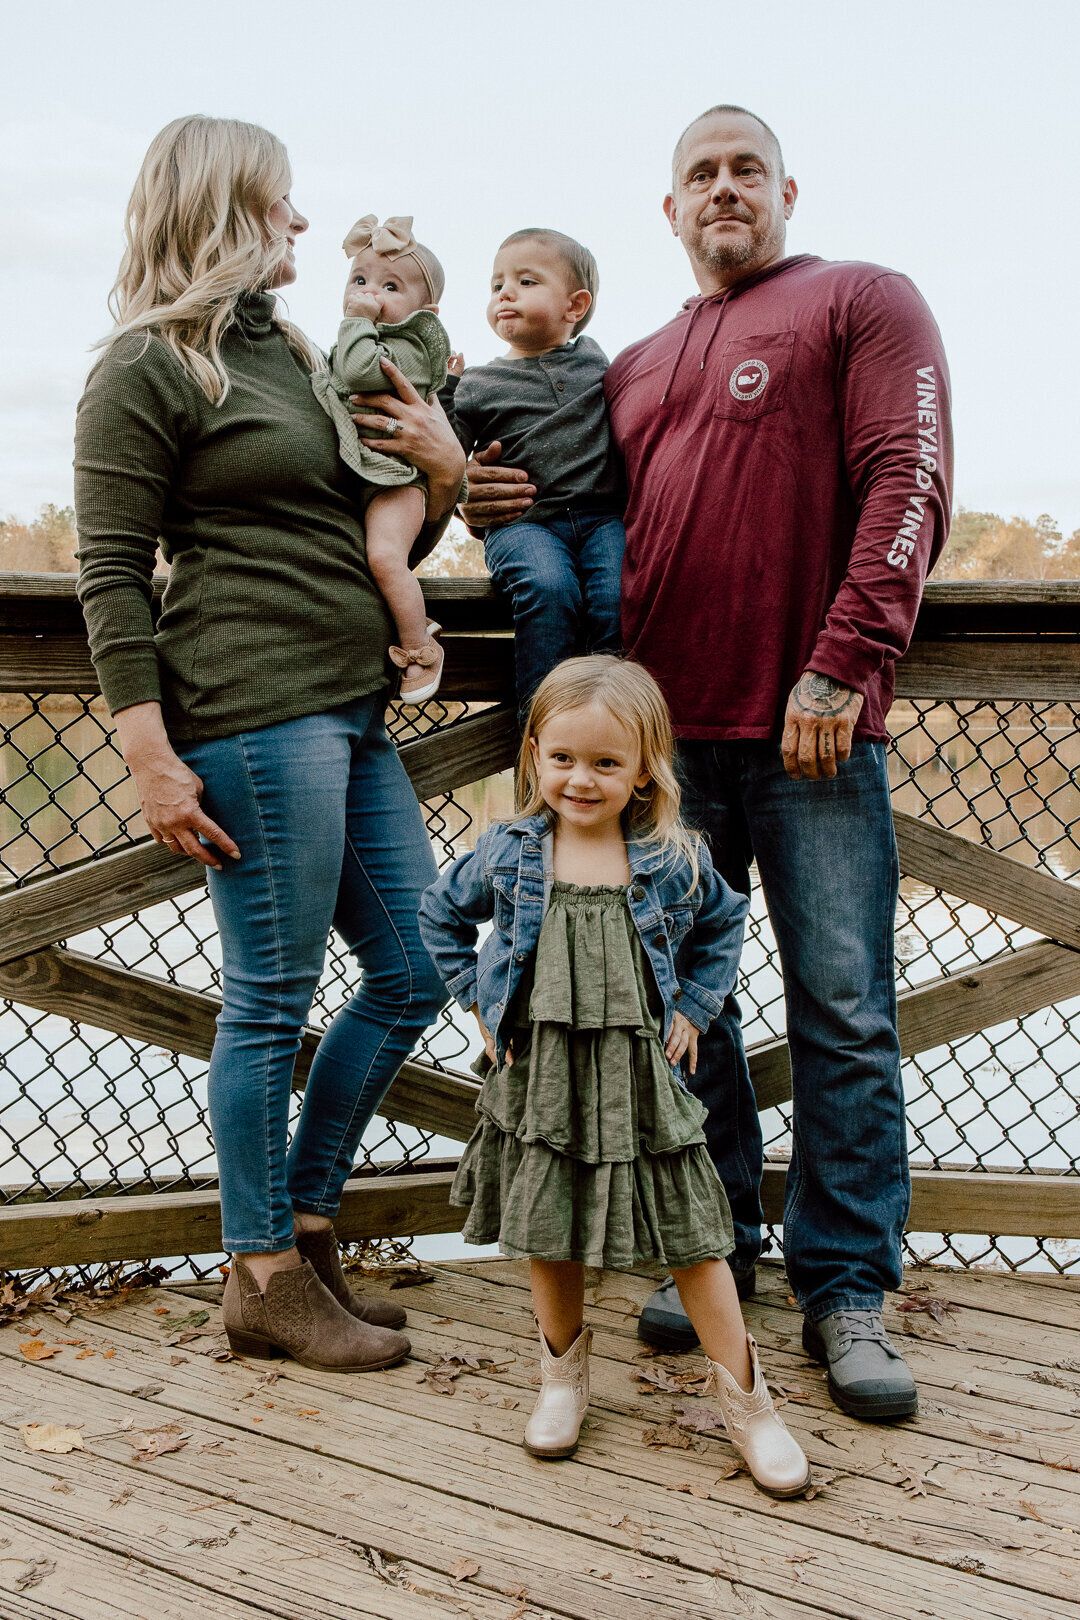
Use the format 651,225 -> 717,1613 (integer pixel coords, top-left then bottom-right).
352,357 -> 466,519
665,1010 -> 700,1074
114,702 -> 240,871
459,442 -> 535,529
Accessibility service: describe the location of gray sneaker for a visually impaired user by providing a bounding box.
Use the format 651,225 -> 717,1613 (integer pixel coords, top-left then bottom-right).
802,1309 -> 918,1421
638,1268 -> 757,1352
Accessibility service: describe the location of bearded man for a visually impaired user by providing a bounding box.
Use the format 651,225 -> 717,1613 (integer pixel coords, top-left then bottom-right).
463,105 -> 951,1420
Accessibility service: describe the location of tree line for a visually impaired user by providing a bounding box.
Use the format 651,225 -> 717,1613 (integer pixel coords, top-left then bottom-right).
2,502 -> 1078,582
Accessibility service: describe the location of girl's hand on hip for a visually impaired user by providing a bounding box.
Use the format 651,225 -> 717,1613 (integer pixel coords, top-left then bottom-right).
471,1004 -> 510,1067
351,358 -> 466,492
665,1010 -> 699,1074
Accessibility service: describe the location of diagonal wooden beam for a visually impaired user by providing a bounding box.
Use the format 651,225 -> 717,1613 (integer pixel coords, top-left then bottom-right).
0,704 -> 518,965
749,937 -> 1080,1112
893,810 -> 1080,949
0,945 -> 479,1142
5,935 -> 1079,1133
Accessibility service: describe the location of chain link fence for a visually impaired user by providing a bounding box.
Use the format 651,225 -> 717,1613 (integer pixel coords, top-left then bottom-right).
1,685 -> 1078,1280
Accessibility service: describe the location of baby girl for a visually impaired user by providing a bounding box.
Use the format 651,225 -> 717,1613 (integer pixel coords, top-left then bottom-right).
313,215 -> 458,701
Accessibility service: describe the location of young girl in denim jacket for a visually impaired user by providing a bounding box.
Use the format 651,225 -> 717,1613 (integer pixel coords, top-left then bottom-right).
419,656 -> 810,1497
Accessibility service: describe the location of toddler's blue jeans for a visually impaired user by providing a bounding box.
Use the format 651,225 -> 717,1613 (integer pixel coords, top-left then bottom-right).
676,739 -> 908,1323
178,695 -> 445,1253
483,510 -> 625,717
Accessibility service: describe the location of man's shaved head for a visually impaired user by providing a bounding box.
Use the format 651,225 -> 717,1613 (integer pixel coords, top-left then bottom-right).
672,104 -> 786,185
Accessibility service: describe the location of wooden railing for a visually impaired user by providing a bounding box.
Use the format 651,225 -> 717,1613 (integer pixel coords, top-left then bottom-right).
1,574 -> 1079,1272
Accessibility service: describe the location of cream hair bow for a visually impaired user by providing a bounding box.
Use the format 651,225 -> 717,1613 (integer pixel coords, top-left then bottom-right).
342,214 -> 437,302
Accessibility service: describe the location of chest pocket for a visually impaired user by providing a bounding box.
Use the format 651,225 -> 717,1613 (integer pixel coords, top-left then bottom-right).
665,905 -> 694,945
712,330 -> 796,422
492,874 -> 517,934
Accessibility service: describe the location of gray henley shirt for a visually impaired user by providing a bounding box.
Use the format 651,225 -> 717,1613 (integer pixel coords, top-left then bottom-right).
444,336 -> 624,528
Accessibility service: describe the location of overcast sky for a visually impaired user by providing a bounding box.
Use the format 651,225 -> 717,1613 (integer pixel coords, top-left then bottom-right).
2,0 -> 1078,532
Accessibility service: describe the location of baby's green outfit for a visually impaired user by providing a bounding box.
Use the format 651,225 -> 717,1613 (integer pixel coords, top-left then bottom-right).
451,881 -> 736,1269
311,309 -> 452,490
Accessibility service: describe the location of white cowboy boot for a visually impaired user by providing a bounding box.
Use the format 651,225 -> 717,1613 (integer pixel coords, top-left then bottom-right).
523,1321 -> 592,1459
707,1334 -> 811,1498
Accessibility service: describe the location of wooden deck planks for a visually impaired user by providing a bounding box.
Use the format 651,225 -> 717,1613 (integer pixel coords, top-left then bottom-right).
1,1262 -> 1079,1619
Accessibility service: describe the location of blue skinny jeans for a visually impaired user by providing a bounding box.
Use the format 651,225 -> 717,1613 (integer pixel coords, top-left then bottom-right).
676,739 -> 909,1322
483,510 -> 625,718
178,695 -> 445,1253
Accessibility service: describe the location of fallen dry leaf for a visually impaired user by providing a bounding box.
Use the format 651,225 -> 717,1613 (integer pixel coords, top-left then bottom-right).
14,1556 -> 55,1592
51,1480 -> 74,1494
130,1424 -> 190,1461
449,1556 -> 480,1582
169,1355 -> 188,1366
717,1461 -> 749,1480
18,1423 -> 84,1454
634,1361 -> 710,1396
19,1341 -> 58,1361
804,1467 -> 845,1501
896,1464 -> 946,1499
767,1380 -> 810,1409
297,1409 -> 320,1416
642,1422 -> 693,1451
102,1349 -> 115,1359
389,1270 -> 435,1290
129,1381 -> 165,1399
75,1349 -> 95,1360
897,1293 -> 958,1325
674,1401 -> 728,1434
501,1397 -> 519,1410
674,1482 -> 711,1498
109,1488 -> 132,1509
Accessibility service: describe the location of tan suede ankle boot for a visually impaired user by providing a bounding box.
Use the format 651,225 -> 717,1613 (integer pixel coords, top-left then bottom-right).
523,1322 -> 592,1459
707,1334 -> 811,1498
295,1227 -> 407,1330
223,1256 -> 410,1371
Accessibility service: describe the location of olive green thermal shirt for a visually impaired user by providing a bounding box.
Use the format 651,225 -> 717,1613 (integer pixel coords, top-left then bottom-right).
75,292 -> 407,743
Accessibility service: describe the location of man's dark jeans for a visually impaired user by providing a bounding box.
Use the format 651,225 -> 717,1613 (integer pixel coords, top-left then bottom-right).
677,739 -> 909,1323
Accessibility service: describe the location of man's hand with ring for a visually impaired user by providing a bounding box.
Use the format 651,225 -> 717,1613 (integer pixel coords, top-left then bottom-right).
459,441 -> 535,530
781,671 -> 864,780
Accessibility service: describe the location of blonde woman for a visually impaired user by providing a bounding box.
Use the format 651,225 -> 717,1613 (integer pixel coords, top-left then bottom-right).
418,657 -> 810,1495
75,116 -> 461,1371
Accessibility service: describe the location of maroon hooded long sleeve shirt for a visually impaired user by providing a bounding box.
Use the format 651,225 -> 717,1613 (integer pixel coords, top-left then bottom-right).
604,254 -> 952,741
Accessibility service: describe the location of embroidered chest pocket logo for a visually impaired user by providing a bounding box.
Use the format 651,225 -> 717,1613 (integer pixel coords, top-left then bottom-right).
729,359 -> 769,401
713,330 -> 796,422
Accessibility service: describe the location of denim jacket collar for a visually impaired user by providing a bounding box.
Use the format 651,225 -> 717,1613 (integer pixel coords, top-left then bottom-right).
499,813 -> 675,878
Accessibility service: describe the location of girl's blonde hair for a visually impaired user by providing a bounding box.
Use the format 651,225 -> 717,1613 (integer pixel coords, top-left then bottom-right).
101,115 -> 323,402
516,656 -> 702,889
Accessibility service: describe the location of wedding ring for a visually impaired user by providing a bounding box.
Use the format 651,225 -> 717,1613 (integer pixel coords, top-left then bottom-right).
384,417 -> 398,437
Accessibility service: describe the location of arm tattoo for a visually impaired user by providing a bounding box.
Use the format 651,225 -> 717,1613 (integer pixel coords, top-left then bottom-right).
792,672 -> 854,717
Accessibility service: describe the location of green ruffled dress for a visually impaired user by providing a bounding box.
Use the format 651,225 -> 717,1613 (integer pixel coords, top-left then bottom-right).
450,881 -> 735,1269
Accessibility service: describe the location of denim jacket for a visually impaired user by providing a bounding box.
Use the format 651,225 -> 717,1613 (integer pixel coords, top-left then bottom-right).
418,814 -> 748,1069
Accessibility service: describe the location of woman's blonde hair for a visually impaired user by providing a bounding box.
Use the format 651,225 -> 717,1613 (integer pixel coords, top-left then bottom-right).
516,655 -> 702,889
101,114 -> 322,401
